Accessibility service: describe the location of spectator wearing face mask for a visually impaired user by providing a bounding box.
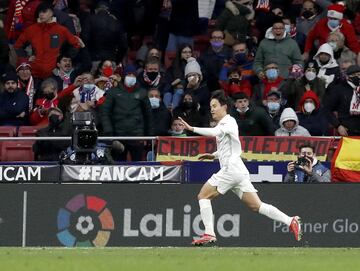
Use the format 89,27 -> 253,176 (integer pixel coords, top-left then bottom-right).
296,0 -> 331,37
199,30 -> 232,92
137,57 -> 167,94
29,76 -> 79,126
220,67 -> 252,99
231,92 -> 274,136
263,90 -> 284,131
323,65 -> 360,136
100,65 -> 154,161
282,16 -> 306,53
275,107 -> 311,136
184,57 -> 211,111
313,43 -> 341,88
148,88 -> 171,136
303,3 -> 360,65
219,41 -> 256,85
254,18 -> 303,79
297,90 -> 329,136
283,62 -> 326,110
33,107 -> 71,161
94,59 -> 122,92
252,60 -> 286,106
172,93 -> 209,136
168,117 -> 187,136
327,31 -> 357,70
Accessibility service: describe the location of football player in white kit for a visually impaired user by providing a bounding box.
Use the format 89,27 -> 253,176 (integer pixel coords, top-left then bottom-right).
179,90 -> 302,246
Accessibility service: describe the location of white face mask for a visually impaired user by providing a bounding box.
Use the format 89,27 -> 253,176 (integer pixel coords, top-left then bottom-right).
328,41 -> 338,52
124,76 -> 136,87
304,102 -> 315,113
236,107 -> 249,113
305,71 -> 316,81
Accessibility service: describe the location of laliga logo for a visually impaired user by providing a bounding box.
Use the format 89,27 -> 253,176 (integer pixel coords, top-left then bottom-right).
56,194 -> 114,247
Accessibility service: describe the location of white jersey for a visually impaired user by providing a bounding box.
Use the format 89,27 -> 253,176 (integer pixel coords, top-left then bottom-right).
193,114 -> 247,171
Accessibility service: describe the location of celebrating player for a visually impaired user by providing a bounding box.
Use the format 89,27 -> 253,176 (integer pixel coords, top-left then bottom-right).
178,90 -> 302,246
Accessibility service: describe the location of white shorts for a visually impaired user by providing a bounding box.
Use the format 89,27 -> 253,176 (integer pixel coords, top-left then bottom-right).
207,165 -> 257,199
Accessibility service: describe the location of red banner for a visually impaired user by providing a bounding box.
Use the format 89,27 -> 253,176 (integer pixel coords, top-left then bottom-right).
156,136 -> 333,162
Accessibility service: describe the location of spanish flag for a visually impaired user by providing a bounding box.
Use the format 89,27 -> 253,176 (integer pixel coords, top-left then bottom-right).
331,137 -> 360,182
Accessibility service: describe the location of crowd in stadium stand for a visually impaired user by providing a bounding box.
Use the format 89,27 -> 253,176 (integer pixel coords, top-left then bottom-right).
0,0 -> 360,161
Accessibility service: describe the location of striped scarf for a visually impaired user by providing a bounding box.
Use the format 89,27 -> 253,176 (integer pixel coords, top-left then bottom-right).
18,76 -> 35,111
9,0 -> 30,41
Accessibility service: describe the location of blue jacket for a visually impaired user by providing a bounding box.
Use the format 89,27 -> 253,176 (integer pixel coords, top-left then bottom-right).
284,160 -> 331,183
0,90 -> 29,126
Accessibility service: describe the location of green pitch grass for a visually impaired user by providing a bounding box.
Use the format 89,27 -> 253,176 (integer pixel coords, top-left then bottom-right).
1,247 -> 359,271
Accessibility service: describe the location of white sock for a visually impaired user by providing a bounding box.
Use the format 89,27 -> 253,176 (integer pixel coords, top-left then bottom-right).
259,202 -> 292,226
199,199 -> 216,236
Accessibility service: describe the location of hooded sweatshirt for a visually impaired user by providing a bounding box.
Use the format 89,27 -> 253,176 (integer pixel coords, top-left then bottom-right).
297,91 -> 329,136
275,107 -> 311,136
313,43 -> 340,88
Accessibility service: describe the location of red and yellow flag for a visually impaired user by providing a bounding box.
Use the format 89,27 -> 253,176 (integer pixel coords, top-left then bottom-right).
331,137 -> 360,182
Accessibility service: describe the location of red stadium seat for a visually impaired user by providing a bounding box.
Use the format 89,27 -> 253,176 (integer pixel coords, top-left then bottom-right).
0,126 -> 17,160
17,126 -> 41,137
1,141 -> 34,161
0,126 -> 16,137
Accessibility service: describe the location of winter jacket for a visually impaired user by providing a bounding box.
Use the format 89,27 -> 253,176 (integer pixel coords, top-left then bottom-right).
275,107 -> 311,136
14,21 -> 81,79
313,43 -> 341,88
254,27 -> 303,79
284,159 -> 331,183
231,105 -> 274,136
0,89 -> 29,126
199,45 -> 232,92
184,82 -> 211,111
282,77 -> 326,110
323,81 -> 360,135
81,10 -> 127,63
216,2 -> 250,41
304,17 -> 360,54
152,103 -> 172,136
297,91 -> 329,136
252,77 -> 286,106
100,85 -> 154,136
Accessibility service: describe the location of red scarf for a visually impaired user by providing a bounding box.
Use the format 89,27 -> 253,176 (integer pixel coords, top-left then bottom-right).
9,0 -> 30,42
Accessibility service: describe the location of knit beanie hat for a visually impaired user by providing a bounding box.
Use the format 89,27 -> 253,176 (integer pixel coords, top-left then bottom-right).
1,71 -> 18,83
327,4 -> 345,20
184,57 -> 202,77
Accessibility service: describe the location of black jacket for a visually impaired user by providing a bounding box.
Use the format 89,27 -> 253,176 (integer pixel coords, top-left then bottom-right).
323,81 -> 360,135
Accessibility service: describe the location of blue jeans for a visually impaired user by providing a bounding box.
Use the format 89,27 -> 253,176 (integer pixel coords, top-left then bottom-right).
163,89 -> 184,109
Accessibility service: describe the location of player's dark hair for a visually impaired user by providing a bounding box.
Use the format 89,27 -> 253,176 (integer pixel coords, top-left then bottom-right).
298,143 -> 315,152
211,90 -> 231,113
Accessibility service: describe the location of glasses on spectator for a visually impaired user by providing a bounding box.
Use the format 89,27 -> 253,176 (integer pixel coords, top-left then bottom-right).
273,27 -> 285,30
211,36 -> 224,40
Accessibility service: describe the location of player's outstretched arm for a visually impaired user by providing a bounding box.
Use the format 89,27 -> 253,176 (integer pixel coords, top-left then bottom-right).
178,117 -> 194,132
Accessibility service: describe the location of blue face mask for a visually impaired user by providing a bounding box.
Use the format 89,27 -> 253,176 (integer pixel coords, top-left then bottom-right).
267,102 -> 280,112
234,53 -> 247,64
124,76 -> 136,87
149,97 -> 160,109
266,68 -> 279,80
284,24 -> 291,34
210,40 -> 224,50
328,19 -> 340,29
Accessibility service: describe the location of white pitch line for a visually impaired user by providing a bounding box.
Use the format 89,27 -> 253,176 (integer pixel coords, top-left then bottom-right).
22,191 -> 28,247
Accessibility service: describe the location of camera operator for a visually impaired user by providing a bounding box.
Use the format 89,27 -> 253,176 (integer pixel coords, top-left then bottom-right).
33,107 -> 71,161
284,143 -> 331,183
